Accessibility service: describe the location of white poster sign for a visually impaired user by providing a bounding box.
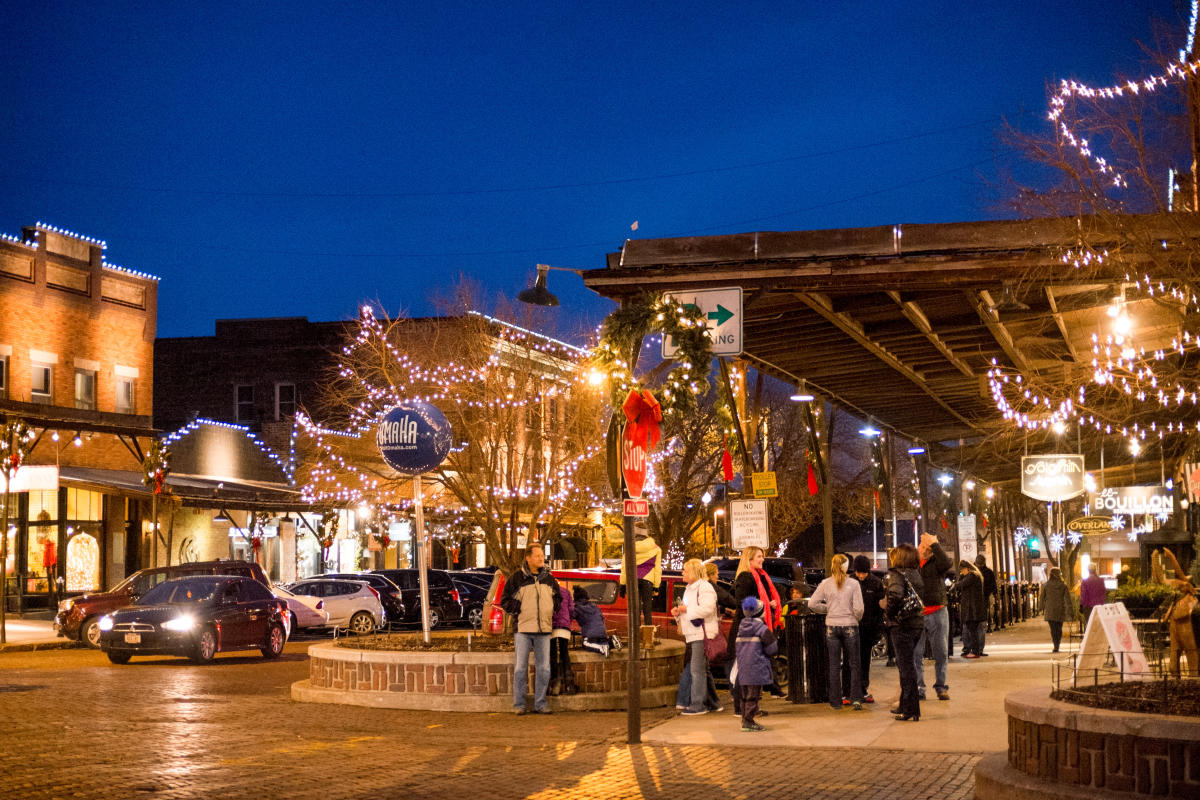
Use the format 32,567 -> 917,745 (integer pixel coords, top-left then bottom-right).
1075,602 -> 1151,681
0,465 -> 59,493
957,514 -> 977,563
729,499 -> 769,550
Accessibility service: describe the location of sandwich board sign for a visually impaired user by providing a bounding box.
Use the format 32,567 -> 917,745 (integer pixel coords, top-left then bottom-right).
1075,603 -> 1151,681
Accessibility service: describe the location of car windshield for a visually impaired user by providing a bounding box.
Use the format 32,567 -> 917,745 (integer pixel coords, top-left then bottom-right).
137,578 -> 226,606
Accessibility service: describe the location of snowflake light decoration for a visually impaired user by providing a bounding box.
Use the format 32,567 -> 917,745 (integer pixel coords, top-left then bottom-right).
1014,526 -> 1030,546
1110,516 -> 1126,530
1049,533 -> 1065,553
1067,531 -> 1083,545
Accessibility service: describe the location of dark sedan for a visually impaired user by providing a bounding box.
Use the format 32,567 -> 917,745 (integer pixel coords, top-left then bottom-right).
98,576 -> 288,665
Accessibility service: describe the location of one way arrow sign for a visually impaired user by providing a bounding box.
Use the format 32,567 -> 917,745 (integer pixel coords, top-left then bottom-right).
662,287 -> 743,358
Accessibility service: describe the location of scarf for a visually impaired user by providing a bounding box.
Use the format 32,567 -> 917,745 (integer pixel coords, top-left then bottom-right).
749,567 -> 783,631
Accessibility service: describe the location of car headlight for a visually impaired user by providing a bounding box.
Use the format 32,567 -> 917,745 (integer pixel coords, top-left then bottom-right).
58,598 -> 75,613
97,616 -> 114,632
161,615 -> 196,632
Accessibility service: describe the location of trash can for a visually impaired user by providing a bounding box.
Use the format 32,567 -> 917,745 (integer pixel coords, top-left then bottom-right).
785,612 -> 828,704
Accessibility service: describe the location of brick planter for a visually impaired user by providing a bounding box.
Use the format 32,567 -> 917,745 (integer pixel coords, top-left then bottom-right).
974,687 -> 1200,799
292,638 -> 686,712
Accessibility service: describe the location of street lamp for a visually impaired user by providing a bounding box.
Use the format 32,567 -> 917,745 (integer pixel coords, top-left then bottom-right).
517,264 -> 584,307
701,491 -> 712,555
860,426 -> 881,567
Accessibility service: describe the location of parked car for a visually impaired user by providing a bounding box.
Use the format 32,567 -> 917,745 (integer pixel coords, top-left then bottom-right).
447,575 -> 488,628
320,572 -> 406,626
98,575 -> 288,664
704,557 -> 802,598
271,585 -> 329,631
286,578 -> 385,634
370,569 -> 463,628
55,559 -> 270,648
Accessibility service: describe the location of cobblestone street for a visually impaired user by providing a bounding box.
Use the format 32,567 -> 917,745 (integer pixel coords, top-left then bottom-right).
0,643 -> 984,799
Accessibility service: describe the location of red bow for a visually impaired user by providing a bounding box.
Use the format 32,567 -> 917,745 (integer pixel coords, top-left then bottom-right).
622,390 -> 662,450
154,469 -> 164,495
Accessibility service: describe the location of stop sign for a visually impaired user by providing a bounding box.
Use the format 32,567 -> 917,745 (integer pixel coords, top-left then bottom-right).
621,424 -> 648,498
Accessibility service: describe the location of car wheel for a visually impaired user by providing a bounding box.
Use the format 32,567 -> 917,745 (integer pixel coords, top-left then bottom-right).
289,611 -> 299,633
427,609 -> 440,629
261,624 -> 286,659
191,628 -> 218,663
106,651 -> 131,665
82,617 -> 103,649
348,611 -> 375,635
467,606 -> 483,628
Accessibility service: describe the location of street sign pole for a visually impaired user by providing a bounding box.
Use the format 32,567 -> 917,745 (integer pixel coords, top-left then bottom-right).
415,472 -> 430,644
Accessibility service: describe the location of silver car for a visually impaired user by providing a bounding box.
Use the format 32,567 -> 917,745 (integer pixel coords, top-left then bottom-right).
286,578 -> 385,634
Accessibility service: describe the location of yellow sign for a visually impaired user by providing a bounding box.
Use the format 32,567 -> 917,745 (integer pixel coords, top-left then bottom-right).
752,471 -> 778,498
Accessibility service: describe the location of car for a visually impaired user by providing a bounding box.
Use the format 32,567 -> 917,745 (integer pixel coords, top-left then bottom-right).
447,575 -> 488,628
271,585 -> 329,631
55,559 -> 271,648
320,572 -> 406,626
98,575 -> 288,664
286,578 -> 385,634
370,568 -> 463,628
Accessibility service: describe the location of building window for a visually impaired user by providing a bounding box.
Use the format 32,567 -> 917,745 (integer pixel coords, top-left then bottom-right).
31,363 -> 52,404
235,385 -> 254,423
115,376 -> 135,414
75,368 -> 97,410
0,356 -> 7,399
275,383 -> 296,420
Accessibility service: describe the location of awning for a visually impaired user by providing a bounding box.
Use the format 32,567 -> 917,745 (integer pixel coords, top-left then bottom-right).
57,467 -> 316,513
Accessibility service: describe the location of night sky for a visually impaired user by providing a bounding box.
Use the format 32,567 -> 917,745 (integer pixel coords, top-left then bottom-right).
0,1 -> 1176,340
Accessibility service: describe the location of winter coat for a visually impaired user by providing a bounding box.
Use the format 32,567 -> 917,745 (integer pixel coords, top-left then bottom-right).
712,579 -> 737,613
1080,574 -> 1107,608
735,616 -> 778,686
572,600 -> 607,639
978,562 -> 997,600
1042,576 -> 1074,622
915,541 -> 954,608
552,585 -> 574,630
500,564 -> 561,634
854,572 -> 886,630
808,576 -> 864,627
955,569 -> 987,623
620,535 -> 663,589
678,579 -> 718,643
884,567 -> 926,631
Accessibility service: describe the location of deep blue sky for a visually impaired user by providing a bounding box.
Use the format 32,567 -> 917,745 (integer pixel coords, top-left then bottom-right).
0,1 -> 1178,339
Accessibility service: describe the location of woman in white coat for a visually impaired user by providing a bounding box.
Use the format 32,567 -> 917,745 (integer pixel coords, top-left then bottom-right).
671,558 -> 719,715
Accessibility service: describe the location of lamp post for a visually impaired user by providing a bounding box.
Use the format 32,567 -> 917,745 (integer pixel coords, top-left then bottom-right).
701,491 -> 712,556
860,426 -> 881,567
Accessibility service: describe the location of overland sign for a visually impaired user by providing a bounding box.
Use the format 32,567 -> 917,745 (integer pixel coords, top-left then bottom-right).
1021,454 -> 1085,501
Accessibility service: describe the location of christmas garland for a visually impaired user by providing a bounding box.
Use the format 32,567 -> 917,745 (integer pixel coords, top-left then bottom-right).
592,293 -> 722,423
0,419 -> 33,475
317,508 -> 339,556
141,439 -> 171,495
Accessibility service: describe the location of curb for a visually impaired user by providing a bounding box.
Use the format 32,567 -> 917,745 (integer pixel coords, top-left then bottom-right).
292,678 -> 678,712
0,639 -> 86,653
973,751 -> 1140,800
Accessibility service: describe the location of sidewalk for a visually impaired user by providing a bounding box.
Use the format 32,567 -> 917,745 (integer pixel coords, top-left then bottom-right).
0,615 -> 79,652
644,615 -> 1058,754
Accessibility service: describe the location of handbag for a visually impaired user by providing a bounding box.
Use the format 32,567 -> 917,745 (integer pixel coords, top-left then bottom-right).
899,575 -> 925,621
703,627 -> 726,662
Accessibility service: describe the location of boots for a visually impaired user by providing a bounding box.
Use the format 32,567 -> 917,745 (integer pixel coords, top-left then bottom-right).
546,676 -> 561,696
561,669 -> 580,695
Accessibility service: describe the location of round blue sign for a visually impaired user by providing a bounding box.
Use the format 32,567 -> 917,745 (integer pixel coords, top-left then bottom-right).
376,402 -> 453,474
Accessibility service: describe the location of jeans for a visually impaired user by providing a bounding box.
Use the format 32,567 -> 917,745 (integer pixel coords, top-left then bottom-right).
677,640 -> 710,712
1048,620 -> 1063,651
843,625 -> 880,695
513,632 -> 551,711
961,620 -> 985,656
914,607 -> 949,694
826,624 -> 862,707
675,640 -> 719,709
891,626 -> 921,717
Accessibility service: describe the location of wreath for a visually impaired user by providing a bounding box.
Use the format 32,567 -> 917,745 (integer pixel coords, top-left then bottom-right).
593,293 -> 729,427
0,420 -> 33,474
317,508 -> 339,557
141,439 -> 171,495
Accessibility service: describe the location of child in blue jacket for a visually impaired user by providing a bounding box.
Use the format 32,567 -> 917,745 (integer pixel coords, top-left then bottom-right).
734,596 -> 778,731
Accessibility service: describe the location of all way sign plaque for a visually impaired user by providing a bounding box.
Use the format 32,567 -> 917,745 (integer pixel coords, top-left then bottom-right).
662,287 -> 743,358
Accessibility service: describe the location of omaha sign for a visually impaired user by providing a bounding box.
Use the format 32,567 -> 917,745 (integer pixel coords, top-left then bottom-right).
376,402 -> 453,475
1021,454 -> 1085,501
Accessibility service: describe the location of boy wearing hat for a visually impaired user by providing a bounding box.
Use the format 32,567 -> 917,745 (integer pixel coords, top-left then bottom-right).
849,555 -> 886,703
734,596 -> 778,732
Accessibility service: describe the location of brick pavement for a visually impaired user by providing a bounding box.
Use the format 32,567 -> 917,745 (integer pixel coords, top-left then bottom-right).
0,643 -> 981,800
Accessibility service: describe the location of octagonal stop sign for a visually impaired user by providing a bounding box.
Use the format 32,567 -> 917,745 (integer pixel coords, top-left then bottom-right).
621,424 -> 648,499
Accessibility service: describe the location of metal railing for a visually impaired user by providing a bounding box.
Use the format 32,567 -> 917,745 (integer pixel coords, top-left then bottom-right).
1048,642 -> 1200,715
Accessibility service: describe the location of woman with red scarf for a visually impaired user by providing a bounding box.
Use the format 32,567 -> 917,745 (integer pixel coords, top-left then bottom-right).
727,547 -> 784,710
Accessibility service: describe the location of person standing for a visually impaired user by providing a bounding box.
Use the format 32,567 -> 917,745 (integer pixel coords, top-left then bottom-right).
848,555 -> 885,702
500,546 -> 561,714
621,522 -> 662,626
975,554 -> 997,641
955,560 -> 987,658
886,544 -> 925,722
670,558 -> 719,715
727,546 -> 784,707
734,596 -> 778,731
548,583 -> 575,695
1079,571 -> 1106,627
808,553 -> 865,709
1042,568 -> 1073,653
914,532 -> 953,701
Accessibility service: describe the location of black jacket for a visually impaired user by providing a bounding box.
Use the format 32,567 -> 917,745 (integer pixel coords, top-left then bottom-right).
915,542 -> 953,607
954,569 -> 987,623
853,572 -> 886,630
977,562 -> 997,599
884,567 -> 925,630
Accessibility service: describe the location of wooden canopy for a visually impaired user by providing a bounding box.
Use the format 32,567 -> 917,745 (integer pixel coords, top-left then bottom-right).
581,214 -> 1200,486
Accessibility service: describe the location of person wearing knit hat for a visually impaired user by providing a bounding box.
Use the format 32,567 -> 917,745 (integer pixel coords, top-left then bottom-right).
734,593 -> 777,731
848,555 -> 885,704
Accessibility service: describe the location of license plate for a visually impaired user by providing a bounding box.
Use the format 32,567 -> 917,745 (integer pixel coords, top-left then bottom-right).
124,633 -> 141,644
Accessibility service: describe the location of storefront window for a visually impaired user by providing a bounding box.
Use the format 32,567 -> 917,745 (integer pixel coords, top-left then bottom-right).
66,531 -> 99,591
66,488 -> 102,521
27,490 -> 58,522
26,525 -> 55,592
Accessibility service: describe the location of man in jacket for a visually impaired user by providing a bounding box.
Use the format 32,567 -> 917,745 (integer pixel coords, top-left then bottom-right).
975,554 -> 997,641
915,532 -> 953,701
848,555 -> 886,703
500,546 -> 562,714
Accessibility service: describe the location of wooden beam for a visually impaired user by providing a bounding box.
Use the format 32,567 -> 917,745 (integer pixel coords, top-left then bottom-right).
885,291 -> 976,378
1044,287 -> 1080,363
970,290 -> 1035,375
794,292 -> 986,434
